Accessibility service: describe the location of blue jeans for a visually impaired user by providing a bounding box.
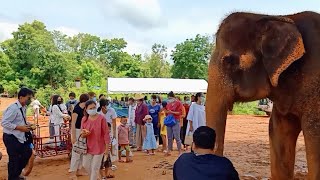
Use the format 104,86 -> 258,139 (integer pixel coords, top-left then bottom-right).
167,121 -> 182,151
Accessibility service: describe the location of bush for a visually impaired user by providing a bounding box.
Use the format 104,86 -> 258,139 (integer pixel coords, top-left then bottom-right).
232,101 -> 265,115
1,80 -> 21,96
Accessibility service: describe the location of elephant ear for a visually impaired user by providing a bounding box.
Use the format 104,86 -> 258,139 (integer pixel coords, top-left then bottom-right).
257,16 -> 305,87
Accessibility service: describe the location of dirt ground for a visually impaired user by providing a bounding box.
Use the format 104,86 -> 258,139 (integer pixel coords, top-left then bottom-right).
0,98 -> 307,180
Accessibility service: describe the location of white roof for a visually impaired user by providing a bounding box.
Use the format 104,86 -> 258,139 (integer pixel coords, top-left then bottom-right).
107,78 -> 208,94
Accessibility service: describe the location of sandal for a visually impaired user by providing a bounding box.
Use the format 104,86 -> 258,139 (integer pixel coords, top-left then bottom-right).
164,152 -> 171,157
118,160 -> 125,163
76,170 -> 88,176
107,174 -> 115,178
126,159 -> 133,163
69,175 -> 78,180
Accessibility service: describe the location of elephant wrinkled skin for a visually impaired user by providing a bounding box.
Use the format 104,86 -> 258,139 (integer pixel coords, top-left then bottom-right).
206,11 -> 320,180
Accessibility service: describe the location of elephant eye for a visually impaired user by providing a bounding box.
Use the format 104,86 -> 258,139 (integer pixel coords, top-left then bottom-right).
223,54 -> 239,67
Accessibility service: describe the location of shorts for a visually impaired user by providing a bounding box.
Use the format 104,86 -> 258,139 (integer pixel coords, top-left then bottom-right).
100,154 -> 112,169
118,144 -> 130,151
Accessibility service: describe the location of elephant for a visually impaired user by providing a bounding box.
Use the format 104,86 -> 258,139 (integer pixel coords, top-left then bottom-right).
206,11 -> 320,180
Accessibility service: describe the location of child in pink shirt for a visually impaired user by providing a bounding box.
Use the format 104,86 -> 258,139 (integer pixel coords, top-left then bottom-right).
118,117 -> 133,163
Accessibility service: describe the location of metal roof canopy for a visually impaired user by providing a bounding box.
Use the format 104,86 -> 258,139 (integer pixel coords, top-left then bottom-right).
107,78 -> 208,94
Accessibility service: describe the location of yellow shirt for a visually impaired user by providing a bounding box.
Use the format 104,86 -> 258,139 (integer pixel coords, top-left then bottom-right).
159,111 -> 167,135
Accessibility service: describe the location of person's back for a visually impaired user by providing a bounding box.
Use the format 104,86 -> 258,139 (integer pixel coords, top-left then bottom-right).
173,126 -> 239,180
174,153 -> 239,180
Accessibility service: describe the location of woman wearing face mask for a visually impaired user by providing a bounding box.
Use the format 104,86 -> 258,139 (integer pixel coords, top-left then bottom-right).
97,99 -> 117,138
186,92 -> 206,135
81,100 -> 110,180
165,91 -> 184,156
69,93 -> 89,179
49,95 -> 70,145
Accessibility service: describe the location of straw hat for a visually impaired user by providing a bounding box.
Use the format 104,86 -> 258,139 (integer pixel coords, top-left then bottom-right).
143,115 -> 153,121
134,93 -> 144,100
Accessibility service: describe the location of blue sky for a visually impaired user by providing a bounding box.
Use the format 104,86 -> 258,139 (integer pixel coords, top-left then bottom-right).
0,0 -> 319,55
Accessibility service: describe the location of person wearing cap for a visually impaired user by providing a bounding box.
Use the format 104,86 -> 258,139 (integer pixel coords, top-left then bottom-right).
134,94 -> 149,151
173,126 -> 239,180
142,115 -> 157,155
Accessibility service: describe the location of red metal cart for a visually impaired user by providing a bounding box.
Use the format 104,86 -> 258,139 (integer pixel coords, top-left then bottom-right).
33,122 -> 72,158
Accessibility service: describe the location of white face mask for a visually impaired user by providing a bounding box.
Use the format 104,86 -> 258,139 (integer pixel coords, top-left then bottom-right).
87,108 -> 97,116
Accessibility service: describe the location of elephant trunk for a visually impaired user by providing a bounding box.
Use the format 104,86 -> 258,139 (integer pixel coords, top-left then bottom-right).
206,65 -> 230,156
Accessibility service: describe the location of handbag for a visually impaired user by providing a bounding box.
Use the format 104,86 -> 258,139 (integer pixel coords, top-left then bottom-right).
164,114 -> 176,127
73,136 -> 87,155
184,131 -> 193,145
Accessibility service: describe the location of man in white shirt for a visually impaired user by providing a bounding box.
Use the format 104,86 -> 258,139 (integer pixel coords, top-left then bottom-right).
1,87 -> 34,180
30,97 -> 43,122
128,97 -> 136,148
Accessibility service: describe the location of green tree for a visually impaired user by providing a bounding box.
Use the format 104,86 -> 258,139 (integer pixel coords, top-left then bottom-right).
171,34 -> 214,79
117,53 -> 142,77
143,43 -> 171,78
79,60 -> 105,89
0,52 -> 15,81
99,38 -> 128,69
68,33 -> 101,60
1,20 -> 70,89
51,30 -> 70,52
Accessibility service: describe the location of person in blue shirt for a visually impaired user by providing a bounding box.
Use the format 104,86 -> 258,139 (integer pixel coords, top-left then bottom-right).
147,95 -> 161,141
173,126 -> 239,180
1,87 -> 34,180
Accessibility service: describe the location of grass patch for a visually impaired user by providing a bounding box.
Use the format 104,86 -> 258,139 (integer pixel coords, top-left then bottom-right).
232,101 -> 265,115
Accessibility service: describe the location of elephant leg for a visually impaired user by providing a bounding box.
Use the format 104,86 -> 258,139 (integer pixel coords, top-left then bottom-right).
301,116 -> 320,180
269,111 -> 301,180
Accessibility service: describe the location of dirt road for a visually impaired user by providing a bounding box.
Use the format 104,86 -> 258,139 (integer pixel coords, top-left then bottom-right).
0,114 -> 307,180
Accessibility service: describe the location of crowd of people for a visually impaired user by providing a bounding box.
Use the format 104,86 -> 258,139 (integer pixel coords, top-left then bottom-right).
1,87 -> 240,180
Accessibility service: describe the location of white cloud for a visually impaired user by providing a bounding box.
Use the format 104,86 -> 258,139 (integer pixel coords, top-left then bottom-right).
125,18 -> 217,54
54,26 -> 79,37
0,21 -> 18,42
125,40 -> 150,55
102,0 -> 165,29
157,18 -> 218,43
